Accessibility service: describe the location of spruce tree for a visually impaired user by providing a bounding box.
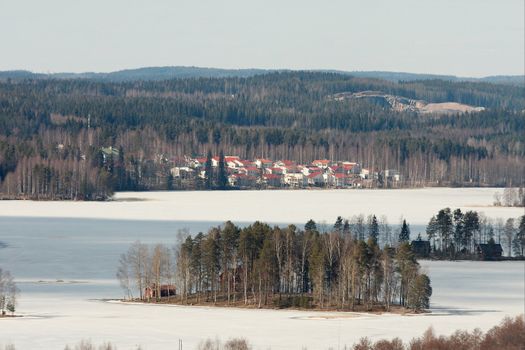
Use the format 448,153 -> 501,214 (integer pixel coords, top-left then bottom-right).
333,216 -> 343,233
369,215 -> 379,244
205,150 -> 213,190
399,219 -> 411,243
305,219 -> 317,232
217,150 -> 228,190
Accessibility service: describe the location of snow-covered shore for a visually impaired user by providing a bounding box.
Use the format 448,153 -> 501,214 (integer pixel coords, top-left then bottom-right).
1,261 -> 523,350
0,187 -> 522,225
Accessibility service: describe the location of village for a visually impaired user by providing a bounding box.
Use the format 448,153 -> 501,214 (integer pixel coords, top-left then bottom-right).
170,155 -> 402,189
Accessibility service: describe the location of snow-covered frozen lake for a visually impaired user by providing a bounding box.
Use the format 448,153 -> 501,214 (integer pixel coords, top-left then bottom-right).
0,187 -> 522,225
0,188 -> 524,349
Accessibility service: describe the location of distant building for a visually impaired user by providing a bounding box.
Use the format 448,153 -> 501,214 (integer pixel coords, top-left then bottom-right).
170,166 -> 194,178
384,169 -> 401,182
100,146 -> 119,161
312,159 -> 331,169
144,284 -> 176,299
239,166 -> 260,177
225,156 -> 241,168
476,242 -> 503,261
284,173 -> 307,187
255,158 -> 273,169
327,173 -> 350,187
411,239 -> 431,258
262,174 -> 282,187
228,174 -> 257,188
307,172 -> 325,186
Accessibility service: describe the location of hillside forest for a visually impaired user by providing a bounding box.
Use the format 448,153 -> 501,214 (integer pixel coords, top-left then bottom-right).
0,72 -> 524,199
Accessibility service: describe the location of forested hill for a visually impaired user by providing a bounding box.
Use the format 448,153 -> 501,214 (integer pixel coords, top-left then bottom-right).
0,71 -> 524,199
0,66 -> 523,85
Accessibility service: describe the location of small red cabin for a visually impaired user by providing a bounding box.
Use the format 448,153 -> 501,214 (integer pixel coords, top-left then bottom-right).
144,284 -> 177,299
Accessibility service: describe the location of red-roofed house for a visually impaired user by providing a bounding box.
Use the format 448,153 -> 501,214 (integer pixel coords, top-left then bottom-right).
341,162 -> 360,174
239,166 -> 260,177
274,160 -> 295,168
328,173 -> 351,187
302,166 -> 322,176
228,174 -> 257,188
262,173 -> 282,187
234,159 -> 254,168
284,173 -> 307,187
328,165 -> 341,174
307,172 -> 325,186
312,159 -> 331,169
225,156 -> 241,168
265,167 -> 284,175
255,158 -> 273,169
190,157 -> 208,168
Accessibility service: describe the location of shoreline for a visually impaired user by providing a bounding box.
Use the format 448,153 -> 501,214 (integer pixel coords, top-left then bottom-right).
0,185 -> 517,203
107,299 -> 427,317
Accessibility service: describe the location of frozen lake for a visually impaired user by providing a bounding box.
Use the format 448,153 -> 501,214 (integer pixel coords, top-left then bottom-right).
0,187 -> 522,225
0,188 -> 524,349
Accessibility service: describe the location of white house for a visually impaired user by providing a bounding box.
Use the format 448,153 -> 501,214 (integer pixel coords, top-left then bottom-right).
284,173 -> 307,187
255,158 -> 273,169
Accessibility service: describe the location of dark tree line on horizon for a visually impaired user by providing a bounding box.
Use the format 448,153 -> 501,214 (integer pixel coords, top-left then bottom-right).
117,217 -> 432,312
1,72 -> 524,199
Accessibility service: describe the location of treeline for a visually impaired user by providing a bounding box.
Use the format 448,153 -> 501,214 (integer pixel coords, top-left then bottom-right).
1,72 -> 524,199
493,187 -> 525,207
425,209 -> 525,258
117,218 -> 432,312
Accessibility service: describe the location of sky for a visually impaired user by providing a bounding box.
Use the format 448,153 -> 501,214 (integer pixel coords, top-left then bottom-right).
0,0 -> 523,77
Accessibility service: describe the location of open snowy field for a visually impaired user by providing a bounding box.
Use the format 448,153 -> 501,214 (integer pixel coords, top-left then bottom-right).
1,261 -> 523,350
0,187 -> 522,225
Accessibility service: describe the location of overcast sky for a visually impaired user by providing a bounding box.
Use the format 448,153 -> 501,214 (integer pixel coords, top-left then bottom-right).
1,0 -> 523,77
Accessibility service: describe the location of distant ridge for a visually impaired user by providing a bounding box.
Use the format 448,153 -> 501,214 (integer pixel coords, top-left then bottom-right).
0,66 -> 523,85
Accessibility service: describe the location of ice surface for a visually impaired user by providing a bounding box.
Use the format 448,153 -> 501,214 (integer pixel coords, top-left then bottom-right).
0,188 -> 522,225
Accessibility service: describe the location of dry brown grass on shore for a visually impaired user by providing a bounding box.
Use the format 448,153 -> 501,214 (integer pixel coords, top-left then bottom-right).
125,293 -> 421,316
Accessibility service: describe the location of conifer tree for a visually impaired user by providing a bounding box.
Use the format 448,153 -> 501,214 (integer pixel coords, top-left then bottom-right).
369,215 -> 379,244
399,219 -> 411,243
205,150 -> 213,190
217,150 -> 228,190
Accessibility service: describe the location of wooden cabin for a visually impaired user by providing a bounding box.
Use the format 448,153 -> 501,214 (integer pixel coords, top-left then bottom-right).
411,239 -> 431,258
476,243 -> 503,261
144,284 -> 177,299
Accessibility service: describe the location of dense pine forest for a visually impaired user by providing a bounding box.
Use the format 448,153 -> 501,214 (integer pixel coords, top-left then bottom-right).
0,71 -> 524,199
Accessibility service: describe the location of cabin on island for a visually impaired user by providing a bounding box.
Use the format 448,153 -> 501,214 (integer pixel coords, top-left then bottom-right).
144,284 -> 177,299
476,241 -> 503,261
411,238 -> 431,258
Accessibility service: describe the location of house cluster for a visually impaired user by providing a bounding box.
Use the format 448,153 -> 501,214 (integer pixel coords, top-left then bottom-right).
171,155 -> 402,189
